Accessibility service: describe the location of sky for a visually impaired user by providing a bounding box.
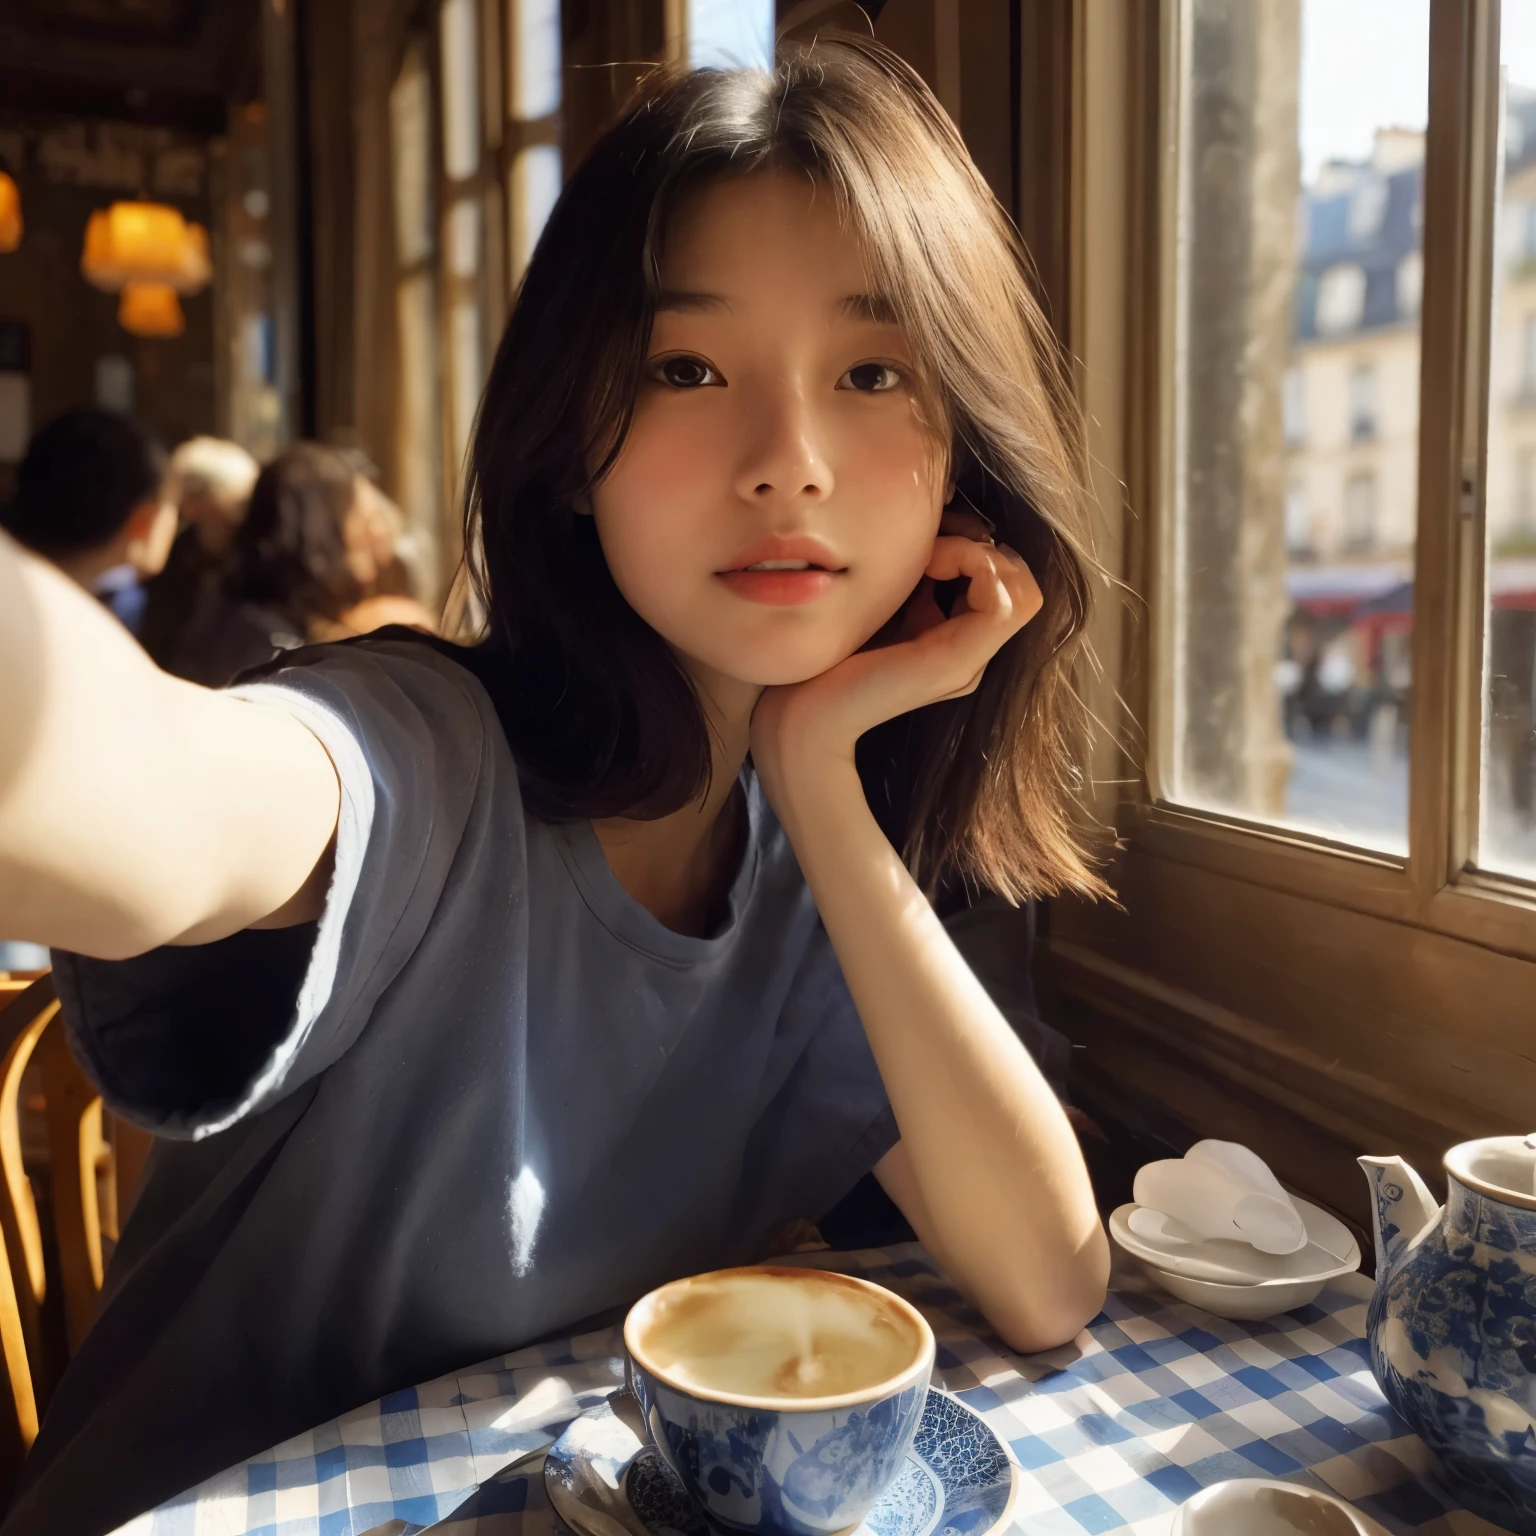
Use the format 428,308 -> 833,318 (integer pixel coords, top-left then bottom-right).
679,0 -> 1536,179
687,0 -> 774,69
1300,0 -> 1536,182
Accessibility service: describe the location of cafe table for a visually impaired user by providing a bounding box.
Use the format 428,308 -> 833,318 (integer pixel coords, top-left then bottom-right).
110,1242 -> 1504,1536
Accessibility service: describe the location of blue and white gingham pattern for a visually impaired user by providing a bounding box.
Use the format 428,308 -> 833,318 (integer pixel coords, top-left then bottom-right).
111,1243 -> 1501,1536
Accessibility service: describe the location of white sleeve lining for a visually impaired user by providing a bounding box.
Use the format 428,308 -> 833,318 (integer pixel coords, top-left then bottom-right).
183,682 -> 377,1139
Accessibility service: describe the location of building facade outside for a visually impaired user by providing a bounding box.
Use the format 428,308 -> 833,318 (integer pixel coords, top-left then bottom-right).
1278,104 -> 1536,862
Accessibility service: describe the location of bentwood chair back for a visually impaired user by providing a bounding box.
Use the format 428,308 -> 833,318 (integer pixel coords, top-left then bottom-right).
0,972 -> 155,1447
0,977 -> 46,1469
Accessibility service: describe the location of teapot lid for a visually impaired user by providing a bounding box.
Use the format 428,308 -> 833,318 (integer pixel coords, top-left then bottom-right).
1445,1135 -> 1536,1210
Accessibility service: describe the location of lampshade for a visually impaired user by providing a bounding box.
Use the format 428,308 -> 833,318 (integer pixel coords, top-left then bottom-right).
81,202 -> 210,294
0,173 -> 20,254
117,281 -> 186,338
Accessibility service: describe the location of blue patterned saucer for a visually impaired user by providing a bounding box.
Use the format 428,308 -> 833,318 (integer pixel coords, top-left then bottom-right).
545,1387 -> 1019,1536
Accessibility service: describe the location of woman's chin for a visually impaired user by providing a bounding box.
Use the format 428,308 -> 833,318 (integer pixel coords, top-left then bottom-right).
669,631 -> 873,692
721,649 -> 857,690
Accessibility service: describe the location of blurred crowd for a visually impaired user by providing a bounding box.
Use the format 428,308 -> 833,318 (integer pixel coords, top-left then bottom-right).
0,408 -> 439,970
0,409 -> 437,679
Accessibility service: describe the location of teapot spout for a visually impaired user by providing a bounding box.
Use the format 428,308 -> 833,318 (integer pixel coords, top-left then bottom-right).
1358,1155 -> 1441,1277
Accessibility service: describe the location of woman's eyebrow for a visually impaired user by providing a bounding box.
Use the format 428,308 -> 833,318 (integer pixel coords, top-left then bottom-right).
841,292 -> 899,323
655,289 -> 732,314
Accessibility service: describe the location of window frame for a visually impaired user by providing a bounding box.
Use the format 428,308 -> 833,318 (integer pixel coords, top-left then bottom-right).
1050,0 -> 1535,1189
1126,0 -> 1531,948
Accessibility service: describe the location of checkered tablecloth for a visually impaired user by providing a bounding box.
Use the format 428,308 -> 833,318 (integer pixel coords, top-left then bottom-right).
111,1242 -> 1502,1536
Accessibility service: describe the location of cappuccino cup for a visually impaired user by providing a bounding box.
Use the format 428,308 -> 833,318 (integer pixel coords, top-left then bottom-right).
624,1266 -> 934,1536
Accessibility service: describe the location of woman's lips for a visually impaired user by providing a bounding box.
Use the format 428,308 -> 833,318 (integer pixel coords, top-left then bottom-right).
716,568 -> 839,605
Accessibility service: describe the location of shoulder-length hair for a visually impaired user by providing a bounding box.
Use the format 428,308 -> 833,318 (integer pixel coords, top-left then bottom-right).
464,33 -> 1106,903
230,442 -> 368,627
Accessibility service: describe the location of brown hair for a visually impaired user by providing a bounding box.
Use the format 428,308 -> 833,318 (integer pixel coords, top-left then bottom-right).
463,34 -> 1106,903
229,443 -> 368,629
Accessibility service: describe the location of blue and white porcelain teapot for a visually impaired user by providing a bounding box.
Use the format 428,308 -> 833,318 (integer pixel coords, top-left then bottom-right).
1360,1137 -> 1536,1534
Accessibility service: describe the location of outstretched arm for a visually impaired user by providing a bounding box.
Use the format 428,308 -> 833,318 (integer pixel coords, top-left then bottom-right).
752,536 -> 1109,1354
0,530 -> 340,959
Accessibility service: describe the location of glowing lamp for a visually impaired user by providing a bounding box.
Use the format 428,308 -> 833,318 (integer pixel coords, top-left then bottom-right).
80,202 -> 211,294
0,173 -> 20,254
117,281 -> 186,338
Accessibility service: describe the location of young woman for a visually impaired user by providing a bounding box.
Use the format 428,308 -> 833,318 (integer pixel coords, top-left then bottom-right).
0,37 -> 1109,1535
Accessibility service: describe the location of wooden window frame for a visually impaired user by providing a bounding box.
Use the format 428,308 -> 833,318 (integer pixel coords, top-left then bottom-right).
1049,0 -> 1535,1214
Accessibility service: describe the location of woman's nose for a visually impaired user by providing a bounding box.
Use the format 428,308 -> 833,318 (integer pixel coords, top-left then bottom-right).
732,385 -> 834,506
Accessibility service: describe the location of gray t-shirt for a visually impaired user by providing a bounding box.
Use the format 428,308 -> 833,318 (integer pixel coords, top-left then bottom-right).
7,640 -> 896,1536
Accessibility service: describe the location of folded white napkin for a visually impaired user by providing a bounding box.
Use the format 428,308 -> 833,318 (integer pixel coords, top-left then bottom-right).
1131,1140 -> 1307,1255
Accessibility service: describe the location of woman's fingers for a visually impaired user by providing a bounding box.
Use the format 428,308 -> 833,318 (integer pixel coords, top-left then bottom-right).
924,537 -> 1043,628
773,535 -> 1043,755
938,508 -> 995,544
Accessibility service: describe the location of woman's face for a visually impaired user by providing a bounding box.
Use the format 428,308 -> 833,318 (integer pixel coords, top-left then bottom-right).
588,171 -> 946,692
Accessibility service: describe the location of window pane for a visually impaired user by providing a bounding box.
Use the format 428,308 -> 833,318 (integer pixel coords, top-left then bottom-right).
448,296 -> 483,471
509,144 -> 561,284
1169,0 -> 1428,853
687,0 -> 773,70
440,0 -> 480,183
508,0 -> 561,122
390,44 -> 434,268
1478,2 -> 1536,878
395,270 -> 443,599
507,0 -> 562,287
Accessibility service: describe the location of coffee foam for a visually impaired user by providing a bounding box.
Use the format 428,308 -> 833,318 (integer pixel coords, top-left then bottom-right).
631,1270 -> 927,1401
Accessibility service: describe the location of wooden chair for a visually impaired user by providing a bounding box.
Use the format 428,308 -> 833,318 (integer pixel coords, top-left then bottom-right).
0,973 -> 155,1468
0,978 -> 48,1471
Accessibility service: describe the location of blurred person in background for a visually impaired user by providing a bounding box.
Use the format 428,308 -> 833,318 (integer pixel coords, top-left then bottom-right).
0,409 -> 173,637
329,437 -> 434,605
140,436 -> 260,670
170,440 -> 436,685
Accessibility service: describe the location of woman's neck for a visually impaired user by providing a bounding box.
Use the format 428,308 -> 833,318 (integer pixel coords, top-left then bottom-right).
590,664 -> 760,938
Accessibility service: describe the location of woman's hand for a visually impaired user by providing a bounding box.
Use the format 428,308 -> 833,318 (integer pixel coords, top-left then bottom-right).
748,510 -> 1108,1352
751,513 -> 1042,799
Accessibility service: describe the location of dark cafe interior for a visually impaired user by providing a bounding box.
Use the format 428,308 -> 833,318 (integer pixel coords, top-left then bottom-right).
2,2 -> 1536,1534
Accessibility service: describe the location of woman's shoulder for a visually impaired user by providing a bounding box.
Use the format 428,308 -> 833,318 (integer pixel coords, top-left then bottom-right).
231,630 -> 515,790
234,629 -> 499,714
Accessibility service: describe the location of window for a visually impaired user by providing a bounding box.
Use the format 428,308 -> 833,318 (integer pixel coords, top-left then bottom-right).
507,0 -> 562,284
1283,367 -> 1307,445
1285,478 -> 1312,556
1349,364 -> 1377,441
1050,0 -> 1536,1211
1396,250 -> 1423,317
680,0 -> 774,68
390,39 -> 443,602
440,0 -> 479,183
1166,0 -> 1422,848
1347,176 -> 1388,240
1516,446 -> 1536,536
439,0 -> 484,480
1479,9 -> 1536,879
1341,470 -> 1378,551
1316,263 -> 1367,334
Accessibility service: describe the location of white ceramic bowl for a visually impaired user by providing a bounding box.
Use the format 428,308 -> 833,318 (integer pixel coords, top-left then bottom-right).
1143,1264 -> 1326,1320
1109,1199 -> 1360,1286
1172,1478 -> 1389,1535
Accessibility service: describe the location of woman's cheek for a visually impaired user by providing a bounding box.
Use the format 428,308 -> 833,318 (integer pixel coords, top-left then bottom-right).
596,514 -> 691,626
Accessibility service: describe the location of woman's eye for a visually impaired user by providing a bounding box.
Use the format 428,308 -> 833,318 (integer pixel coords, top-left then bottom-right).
838,362 -> 904,393
654,355 -> 720,389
